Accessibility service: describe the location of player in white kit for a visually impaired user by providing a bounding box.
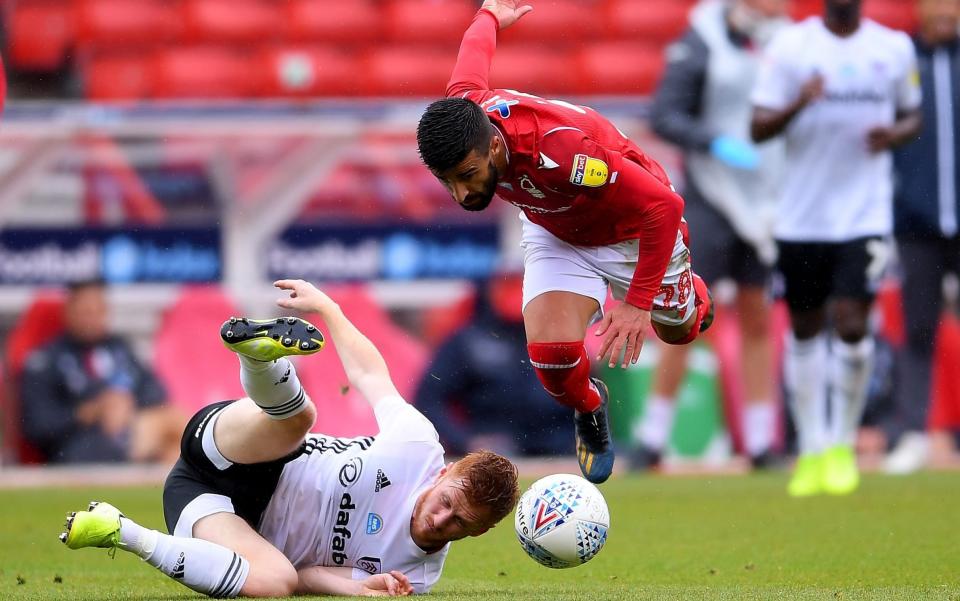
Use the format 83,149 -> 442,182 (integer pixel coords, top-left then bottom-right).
750,0 -> 921,496
58,279 -> 520,597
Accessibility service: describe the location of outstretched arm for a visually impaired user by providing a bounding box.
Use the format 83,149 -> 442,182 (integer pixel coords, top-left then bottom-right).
275,280 -> 399,409
445,0 -> 532,98
297,566 -> 413,597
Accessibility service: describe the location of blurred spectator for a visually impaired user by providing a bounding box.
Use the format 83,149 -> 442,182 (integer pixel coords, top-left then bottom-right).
414,271 -> 572,456
751,0 -> 921,495
885,0 -> 960,474
19,280 -> 184,463
637,0 -> 788,470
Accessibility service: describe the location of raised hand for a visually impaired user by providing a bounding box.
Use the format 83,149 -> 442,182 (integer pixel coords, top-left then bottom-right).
595,302 -> 652,368
480,0 -> 534,30
798,73 -> 824,107
274,279 -> 338,316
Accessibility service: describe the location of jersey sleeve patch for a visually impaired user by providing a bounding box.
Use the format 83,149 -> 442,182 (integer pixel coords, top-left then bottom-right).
569,154 -> 609,187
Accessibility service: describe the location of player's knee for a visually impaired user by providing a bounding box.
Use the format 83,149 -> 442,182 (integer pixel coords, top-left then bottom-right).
240,562 -> 298,597
293,400 -> 317,431
832,300 -> 870,342
654,318 -> 695,345
834,324 -> 868,344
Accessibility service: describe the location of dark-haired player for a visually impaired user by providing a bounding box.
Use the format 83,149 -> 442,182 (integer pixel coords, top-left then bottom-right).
751,0 -> 921,496
416,0 -> 714,483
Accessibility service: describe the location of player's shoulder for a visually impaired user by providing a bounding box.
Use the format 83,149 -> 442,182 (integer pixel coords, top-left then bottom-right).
538,127 -> 617,190
863,19 -> 915,53
664,28 -> 709,70
770,16 -> 819,46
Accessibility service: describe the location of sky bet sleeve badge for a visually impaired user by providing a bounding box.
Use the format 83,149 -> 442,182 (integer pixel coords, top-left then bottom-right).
569,154 -> 609,187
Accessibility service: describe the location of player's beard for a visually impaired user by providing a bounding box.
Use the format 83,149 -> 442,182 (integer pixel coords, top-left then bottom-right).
461,159 -> 499,212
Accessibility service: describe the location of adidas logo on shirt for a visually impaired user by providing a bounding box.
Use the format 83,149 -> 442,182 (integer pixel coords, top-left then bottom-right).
171,552 -> 185,580
374,469 -> 391,492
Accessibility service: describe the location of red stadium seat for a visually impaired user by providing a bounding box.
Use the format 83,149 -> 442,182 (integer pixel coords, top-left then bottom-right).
2,293 -> 66,464
152,47 -> 266,99
384,0 -> 475,44
81,52 -> 152,99
182,0 -> 284,44
864,0 -> 918,32
153,286 -> 245,416
364,46 -> 455,97
297,286 -> 429,437
260,46 -> 364,97
577,42 -> 665,95
488,45 -> 580,95
499,0 -> 603,45
930,316 -> 960,431
285,0 -> 383,45
74,0 -> 182,48
7,1 -> 73,71
790,0 -> 821,21
604,0 -> 695,44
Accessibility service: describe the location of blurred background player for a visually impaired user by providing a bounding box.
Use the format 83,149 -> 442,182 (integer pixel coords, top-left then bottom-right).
885,0 -> 960,474
636,0 -> 789,470
415,269 -> 571,457
417,0 -> 715,484
61,280 -> 519,597
20,279 -> 184,463
751,0 -> 922,495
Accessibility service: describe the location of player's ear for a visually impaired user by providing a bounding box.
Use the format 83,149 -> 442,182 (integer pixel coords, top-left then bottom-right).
489,133 -> 501,157
437,462 -> 455,480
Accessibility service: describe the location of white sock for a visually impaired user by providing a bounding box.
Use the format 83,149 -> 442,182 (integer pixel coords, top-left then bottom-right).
239,355 -> 308,420
828,336 -> 875,447
785,333 -> 828,456
635,395 -> 676,451
119,517 -> 249,597
742,401 -> 776,457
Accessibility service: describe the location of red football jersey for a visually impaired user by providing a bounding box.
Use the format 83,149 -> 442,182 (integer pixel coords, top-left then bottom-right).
445,10 -> 684,310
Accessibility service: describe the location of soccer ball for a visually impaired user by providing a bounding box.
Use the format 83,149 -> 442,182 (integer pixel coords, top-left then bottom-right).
514,473 -> 610,569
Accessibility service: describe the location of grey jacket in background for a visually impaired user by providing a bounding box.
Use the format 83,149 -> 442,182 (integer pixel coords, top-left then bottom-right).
650,1 -> 786,263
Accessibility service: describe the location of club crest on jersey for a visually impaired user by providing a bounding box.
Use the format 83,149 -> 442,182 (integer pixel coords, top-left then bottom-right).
484,98 -> 519,119
356,556 -> 382,575
366,513 -> 383,535
519,175 -> 545,199
338,457 -> 363,488
570,154 -> 608,187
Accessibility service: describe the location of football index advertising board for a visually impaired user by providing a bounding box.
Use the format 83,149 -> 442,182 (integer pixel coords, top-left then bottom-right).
0,227 -> 221,285
268,223 -> 500,282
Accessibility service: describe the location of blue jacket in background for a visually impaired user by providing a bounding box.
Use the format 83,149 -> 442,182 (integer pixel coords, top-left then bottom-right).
894,37 -> 960,239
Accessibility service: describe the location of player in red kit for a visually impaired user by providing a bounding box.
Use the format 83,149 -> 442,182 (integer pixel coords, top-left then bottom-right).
416,0 -> 714,484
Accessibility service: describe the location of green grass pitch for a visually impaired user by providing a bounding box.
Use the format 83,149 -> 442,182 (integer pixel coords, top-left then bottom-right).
1,472 -> 959,600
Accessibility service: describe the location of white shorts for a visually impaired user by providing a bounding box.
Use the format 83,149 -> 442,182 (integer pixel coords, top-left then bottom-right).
519,214 -> 694,326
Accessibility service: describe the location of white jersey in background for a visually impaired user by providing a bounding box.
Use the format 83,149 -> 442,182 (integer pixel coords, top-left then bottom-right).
258,397 -> 448,594
751,17 -> 921,242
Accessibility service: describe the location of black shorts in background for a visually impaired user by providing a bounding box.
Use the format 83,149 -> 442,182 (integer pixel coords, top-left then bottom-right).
775,236 -> 888,312
685,199 -> 770,287
162,400 -> 304,535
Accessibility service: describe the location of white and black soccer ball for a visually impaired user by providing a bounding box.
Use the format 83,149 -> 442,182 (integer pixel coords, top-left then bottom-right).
514,473 -> 610,569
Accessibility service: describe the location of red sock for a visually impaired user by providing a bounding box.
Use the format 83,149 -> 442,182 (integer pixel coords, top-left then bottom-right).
665,273 -> 711,346
527,342 -> 601,413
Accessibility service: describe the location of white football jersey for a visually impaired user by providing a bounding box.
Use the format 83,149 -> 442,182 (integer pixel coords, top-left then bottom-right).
751,17 -> 921,242
258,397 -> 448,593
